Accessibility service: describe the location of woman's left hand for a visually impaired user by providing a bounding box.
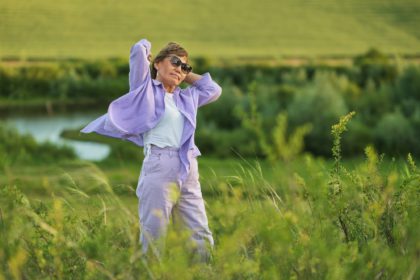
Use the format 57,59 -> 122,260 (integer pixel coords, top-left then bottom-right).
184,72 -> 202,84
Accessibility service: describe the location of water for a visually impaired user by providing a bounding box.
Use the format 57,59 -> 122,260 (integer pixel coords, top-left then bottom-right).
2,111 -> 111,161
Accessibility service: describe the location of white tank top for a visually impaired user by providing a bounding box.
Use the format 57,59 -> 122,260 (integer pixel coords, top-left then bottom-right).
143,92 -> 184,149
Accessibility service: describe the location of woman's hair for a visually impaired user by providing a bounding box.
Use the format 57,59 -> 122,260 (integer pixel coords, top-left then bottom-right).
151,42 -> 189,79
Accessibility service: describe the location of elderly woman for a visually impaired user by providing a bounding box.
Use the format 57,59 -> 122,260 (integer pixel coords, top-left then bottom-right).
81,38 -> 222,261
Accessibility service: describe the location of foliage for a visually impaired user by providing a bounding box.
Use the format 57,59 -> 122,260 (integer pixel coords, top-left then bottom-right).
353,48 -> 398,88
2,52 -> 420,158
0,123 -> 75,165
373,110 -> 417,155
237,81 -> 312,162
287,72 -> 349,156
0,113 -> 419,279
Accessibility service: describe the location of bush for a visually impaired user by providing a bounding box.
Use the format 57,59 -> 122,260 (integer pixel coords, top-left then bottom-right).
0,123 -> 76,165
352,82 -> 395,127
394,65 -> 420,119
354,48 -> 398,88
198,80 -> 244,130
196,126 -> 257,158
0,67 -> 14,98
341,116 -> 373,156
103,142 -> 143,163
287,72 -> 348,156
2,57 -> 420,157
373,110 -> 417,156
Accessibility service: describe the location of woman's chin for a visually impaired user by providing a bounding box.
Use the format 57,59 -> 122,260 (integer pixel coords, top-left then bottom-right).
173,77 -> 182,84
170,78 -> 181,86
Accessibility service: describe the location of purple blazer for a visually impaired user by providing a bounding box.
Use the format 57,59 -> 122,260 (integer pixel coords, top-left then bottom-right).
80,39 -> 222,183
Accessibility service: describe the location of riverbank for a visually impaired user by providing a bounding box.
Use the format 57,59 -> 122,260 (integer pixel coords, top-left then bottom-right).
0,97 -> 107,117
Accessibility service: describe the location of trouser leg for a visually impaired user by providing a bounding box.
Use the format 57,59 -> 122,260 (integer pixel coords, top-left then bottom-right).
173,157 -> 214,262
136,148 -> 213,262
137,174 -> 178,258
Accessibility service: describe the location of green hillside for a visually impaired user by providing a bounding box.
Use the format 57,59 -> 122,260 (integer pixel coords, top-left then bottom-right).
1,0 -> 420,59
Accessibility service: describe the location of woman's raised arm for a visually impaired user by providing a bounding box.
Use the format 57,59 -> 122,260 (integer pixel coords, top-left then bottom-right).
129,39 -> 152,91
186,72 -> 222,107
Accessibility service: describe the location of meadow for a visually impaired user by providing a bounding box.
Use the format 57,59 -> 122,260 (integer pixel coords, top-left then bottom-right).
1,0 -> 420,59
1,114 -> 419,279
1,1 -> 419,278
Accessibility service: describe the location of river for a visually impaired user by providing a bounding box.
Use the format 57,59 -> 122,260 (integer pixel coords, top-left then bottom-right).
2,110 -> 111,161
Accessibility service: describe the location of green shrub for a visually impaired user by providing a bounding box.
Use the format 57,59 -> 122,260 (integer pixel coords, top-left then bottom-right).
354,48 -> 398,88
198,80 -> 244,130
341,116 -> 373,156
0,123 -> 76,165
196,126 -> 257,158
373,110 -> 417,156
104,142 -> 143,163
354,82 -> 395,127
287,72 -> 348,156
2,57 -> 420,157
394,65 -> 420,120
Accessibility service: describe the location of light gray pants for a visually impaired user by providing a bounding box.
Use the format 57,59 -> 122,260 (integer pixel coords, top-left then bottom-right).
136,145 -> 214,261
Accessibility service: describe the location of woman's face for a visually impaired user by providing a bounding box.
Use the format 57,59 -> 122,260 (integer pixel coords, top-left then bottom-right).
154,55 -> 189,87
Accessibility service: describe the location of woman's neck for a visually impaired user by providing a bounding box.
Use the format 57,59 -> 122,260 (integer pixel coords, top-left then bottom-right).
156,77 -> 176,93
163,85 -> 175,93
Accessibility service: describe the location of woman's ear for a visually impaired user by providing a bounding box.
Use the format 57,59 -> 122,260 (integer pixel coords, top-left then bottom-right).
154,61 -> 160,71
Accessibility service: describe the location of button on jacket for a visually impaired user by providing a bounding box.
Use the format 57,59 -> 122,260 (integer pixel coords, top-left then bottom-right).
80,39 -> 222,183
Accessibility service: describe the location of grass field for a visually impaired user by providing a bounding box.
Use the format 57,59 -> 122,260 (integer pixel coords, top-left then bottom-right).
1,0 -> 420,59
1,152 -> 418,278
1,113 -> 419,278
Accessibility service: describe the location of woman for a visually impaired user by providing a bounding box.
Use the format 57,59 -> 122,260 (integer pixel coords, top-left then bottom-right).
80,39 -> 222,261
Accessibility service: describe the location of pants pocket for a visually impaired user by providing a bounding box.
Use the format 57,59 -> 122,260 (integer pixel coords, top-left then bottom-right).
186,157 -> 200,182
143,153 -> 161,176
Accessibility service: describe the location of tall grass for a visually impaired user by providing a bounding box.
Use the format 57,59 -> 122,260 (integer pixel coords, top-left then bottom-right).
1,112 -> 418,279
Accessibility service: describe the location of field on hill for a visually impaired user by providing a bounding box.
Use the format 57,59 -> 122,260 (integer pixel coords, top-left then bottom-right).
1,0 -> 420,59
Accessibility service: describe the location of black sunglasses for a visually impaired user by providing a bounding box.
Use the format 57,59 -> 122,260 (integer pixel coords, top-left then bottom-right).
169,56 -> 192,74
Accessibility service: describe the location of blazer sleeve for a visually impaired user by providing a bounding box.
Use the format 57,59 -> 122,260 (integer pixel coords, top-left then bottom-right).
129,39 -> 152,91
190,73 -> 222,108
